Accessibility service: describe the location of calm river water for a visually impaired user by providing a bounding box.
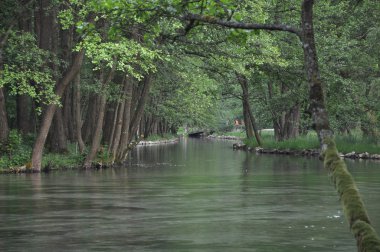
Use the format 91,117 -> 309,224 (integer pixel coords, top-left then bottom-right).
1,138 -> 380,251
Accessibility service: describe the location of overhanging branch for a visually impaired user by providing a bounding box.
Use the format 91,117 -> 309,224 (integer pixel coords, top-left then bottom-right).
182,13 -> 301,38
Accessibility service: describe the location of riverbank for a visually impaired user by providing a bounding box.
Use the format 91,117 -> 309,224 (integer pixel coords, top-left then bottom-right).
231,132 -> 380,160
233,143 -> 380,160
138,138 -> 179,145
207,135 -> 242,140
0,134 -> 180,174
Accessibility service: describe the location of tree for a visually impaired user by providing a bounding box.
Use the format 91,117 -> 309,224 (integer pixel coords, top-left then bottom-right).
182,0 -> 380,249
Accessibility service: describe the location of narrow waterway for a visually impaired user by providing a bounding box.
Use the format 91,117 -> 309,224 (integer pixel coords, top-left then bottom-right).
1,138 -> 380,251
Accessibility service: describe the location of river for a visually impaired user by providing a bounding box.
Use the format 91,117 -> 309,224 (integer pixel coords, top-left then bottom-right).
0,138 -> 380,251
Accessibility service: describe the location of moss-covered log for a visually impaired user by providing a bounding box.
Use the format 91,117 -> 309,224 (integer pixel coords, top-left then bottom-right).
323,138 -> 380,251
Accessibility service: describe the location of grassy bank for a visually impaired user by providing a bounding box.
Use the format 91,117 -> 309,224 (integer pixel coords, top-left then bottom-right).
1,142 -> 85,172
243,131 -> 380,154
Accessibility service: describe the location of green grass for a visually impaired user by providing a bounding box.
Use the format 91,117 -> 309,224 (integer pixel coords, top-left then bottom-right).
42,143 -> 85,170
0,139 -> 85,170
335,135 -> 380,154
224,131 -> 246,138
244,133 -> 319,151
244,131 -> 380,154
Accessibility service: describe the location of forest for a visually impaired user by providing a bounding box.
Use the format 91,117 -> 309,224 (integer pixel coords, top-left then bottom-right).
1,0 -> 380,250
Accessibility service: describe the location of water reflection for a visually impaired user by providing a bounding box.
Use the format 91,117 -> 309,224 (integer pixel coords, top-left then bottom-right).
0,138 -> 379,251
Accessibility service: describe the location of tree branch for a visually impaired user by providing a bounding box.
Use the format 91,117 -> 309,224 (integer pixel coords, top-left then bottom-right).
182,13 -> 301,38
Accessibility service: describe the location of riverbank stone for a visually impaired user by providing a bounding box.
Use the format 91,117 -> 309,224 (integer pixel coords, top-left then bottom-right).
234,144 -> 379,160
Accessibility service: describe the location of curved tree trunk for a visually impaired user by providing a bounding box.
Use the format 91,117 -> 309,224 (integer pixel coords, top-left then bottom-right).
30,50 -> 84,171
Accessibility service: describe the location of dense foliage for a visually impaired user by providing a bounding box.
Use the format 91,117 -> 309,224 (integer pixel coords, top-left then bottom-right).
2,0 -> 380,250
0,0 -> 379,161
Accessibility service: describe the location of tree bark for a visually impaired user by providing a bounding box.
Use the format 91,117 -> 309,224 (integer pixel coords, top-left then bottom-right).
48,108 -> 68,153
301,0 -> 333,148
109,78 -> 128,163
128,74 -> 153,143
83,94 -> 99,143
73,73 -> 85,153
63,86 -> 75,141
242,98 -> 254,139
0,88 -> 9,143
107,102 -> 120,149
102,102 -> 117,146
83,67 -> 115,168
116,79 -> 133,161
301,1 -> 380,250
236,73 -> 262,145
30,50 -> 84,171
284,104 -> 300,139
83,94 -> 107,168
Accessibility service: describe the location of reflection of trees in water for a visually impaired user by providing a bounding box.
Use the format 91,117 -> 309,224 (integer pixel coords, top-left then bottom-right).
239,153 -> 326,208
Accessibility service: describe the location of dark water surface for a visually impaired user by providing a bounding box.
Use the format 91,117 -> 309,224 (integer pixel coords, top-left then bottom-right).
1,138 -> 380,251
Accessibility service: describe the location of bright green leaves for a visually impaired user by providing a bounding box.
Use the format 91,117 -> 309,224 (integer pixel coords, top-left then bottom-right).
59,0 -> 162,81
0,32 -> 59,112
79,34 -> 159,80
58,9 -> 74,30
0,65 -> 58,109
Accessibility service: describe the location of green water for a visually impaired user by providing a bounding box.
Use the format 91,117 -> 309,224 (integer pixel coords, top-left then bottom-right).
0,138 -> 379,251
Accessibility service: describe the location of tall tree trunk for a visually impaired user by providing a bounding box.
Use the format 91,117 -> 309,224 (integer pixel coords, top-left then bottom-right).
284,104 -> 300,139
0,23 -> 10,143
0,88 -> 9,143
102,102 -> 117,145
30,50 -> 84,171
236,73 -> 262,145
246,100 -> 262,146
107,102 -> 120,150
14,2 -> 33,135
83,94 -> 99,143
83,95 -> 107,168
242,99 -> 254,139
83,67 -> 115,168
109,78 -> 128,163
301,1 -> 380,250
116,79 -> 133,161
73,73 -> 85,153
48,109 -> 68,153
128,74 -> 153,143
301,0 -> 332,146
63,86 -> 75,141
